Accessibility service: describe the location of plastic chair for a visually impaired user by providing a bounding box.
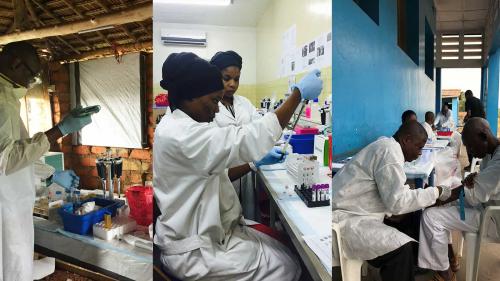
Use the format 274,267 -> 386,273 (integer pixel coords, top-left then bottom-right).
333,222 -> 364,281
457,206 -> 500,281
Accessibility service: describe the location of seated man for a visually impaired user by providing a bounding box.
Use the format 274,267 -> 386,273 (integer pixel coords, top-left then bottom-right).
332,121 -> 448,281
422,111 -> 436,141
402,109 -> 417,124
419,117 -> 500,281
435,103 -> 455,131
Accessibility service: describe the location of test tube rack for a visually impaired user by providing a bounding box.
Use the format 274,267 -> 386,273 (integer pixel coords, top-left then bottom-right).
286,153 -> 319,186
294,183 -> 330,208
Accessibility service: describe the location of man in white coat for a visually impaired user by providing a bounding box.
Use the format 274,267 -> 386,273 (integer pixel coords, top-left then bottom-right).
0,41 -> 96,280
154,52 -> 323,280
210,51 -> 264,220
332,121 -> 449,281
435,103 -> 455,131
418,117 -> 500,281
422,111 -> 436,141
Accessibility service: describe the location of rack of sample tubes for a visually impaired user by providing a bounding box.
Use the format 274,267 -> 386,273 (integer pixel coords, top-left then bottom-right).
285,153 -> 319,186
294,183 -> 330,207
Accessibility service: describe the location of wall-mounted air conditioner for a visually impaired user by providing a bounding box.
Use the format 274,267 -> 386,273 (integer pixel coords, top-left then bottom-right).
161,29 -> 207,47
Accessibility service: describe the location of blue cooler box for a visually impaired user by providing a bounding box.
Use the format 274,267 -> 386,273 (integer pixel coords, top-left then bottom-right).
58,198 -> 123,235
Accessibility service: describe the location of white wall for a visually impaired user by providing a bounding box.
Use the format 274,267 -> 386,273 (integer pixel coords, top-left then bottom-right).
153,22 -> 257,85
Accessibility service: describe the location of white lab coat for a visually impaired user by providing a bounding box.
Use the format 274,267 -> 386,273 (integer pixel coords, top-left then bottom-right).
154,109 -> 300,281
0,77 -> 50,281
419,145 -> 500,271
421,121 -> 436,141
214,95 -> 261,220
332,137 -> 439,261
434,110 -> 455,130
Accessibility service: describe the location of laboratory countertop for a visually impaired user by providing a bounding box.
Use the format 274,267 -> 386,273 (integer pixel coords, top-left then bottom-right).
257,164 -> 332,281
33,216 -> 152,281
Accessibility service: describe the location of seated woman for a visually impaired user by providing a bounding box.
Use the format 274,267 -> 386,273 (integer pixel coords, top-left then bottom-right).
154,52 -> 323,280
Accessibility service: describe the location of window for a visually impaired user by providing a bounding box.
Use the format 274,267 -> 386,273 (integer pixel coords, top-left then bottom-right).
353,0 -> 379,25
397,0 -> 419,65
425,18 -> 434,80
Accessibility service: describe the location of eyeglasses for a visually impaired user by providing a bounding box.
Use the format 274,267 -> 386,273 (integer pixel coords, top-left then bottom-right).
11,57 -> 42,88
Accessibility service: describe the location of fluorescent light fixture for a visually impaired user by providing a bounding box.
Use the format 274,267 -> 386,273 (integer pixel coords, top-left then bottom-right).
464,41 -> 482,45
464,48 -> 482,52
464,56 -> 481,59
160,0 -> 232,5
78,25 -> 115,34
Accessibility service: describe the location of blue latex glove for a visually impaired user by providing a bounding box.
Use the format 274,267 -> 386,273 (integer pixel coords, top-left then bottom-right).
292,69 -> 323,100
255,147 -> 288,168
52,170 -> 80,190
57,106 -> 97,135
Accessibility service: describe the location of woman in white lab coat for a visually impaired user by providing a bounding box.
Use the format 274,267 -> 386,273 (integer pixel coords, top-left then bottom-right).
154,52 -> 323,280
210,51 -> 262,220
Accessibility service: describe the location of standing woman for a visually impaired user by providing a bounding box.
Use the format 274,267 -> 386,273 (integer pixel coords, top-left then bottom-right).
154,52 -> 323,280
210,50 -> 262,220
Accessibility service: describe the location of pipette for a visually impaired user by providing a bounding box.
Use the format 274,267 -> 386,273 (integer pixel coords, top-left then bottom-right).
281,100 -> 308,159
74,105 -> 101,117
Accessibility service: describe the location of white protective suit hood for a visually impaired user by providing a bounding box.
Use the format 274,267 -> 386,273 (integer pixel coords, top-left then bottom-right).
0,74 -> 27,100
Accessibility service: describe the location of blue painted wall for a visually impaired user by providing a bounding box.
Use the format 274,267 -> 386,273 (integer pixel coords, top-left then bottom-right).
487,50 -> 499,136
332,0 -> 436,156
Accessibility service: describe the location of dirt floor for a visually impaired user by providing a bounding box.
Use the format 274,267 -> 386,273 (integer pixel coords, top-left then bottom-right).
40,269 -> 94,281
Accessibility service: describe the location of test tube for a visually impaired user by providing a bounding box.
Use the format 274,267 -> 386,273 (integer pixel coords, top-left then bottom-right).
74,190 -> 81,205
55,191 -> 62,202
65,189 -> 72,203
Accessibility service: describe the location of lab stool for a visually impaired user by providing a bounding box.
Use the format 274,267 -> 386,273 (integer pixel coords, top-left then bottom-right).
333,222 -> 366,281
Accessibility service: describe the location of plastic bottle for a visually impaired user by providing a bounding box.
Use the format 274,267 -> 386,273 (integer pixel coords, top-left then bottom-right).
305,103 -> 311,118
311,98 -> 320,121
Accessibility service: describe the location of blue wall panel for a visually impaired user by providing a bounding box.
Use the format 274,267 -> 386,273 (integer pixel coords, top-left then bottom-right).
332,0 -> 436,156
487,50 -> 499,136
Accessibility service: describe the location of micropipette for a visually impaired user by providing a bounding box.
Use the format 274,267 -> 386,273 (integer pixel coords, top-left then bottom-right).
281,100 -> 309,159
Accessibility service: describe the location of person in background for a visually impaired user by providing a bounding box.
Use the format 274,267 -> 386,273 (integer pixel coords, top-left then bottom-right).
210,50 -> 265,220
422,111 -> 436,141
435,103 -> 455,130
0,41 -> 96,281
154,52 -> 323,280
418,117 -> 499,281
402,109 -> 417,124
332,121 -> 449,281
463,90 -> 486,170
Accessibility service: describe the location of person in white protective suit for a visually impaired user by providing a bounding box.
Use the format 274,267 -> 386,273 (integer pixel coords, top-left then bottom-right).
418,117 -> 500,281
0,41 -> 96,281
154,52 -> 323,281
210,50 -> 267,221
332,121 -> 451,281
435,103 -> 455,131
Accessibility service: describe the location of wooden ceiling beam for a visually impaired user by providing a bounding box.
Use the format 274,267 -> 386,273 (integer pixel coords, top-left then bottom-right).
0,3 -> 151,44
59,40 -> 151,62
55,35 -> 80,54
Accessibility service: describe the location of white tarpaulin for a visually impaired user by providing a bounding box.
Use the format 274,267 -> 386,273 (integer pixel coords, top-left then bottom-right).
71,53 -> 143,148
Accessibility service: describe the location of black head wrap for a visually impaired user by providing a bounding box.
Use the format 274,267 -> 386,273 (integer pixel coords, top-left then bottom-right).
160,52 -> 223,109
209,50 -> 243,71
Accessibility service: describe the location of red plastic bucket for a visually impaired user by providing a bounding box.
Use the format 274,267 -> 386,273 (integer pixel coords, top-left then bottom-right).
126,186 -> 153,226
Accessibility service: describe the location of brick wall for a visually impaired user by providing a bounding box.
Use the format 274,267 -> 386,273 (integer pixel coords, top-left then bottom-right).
49,54 -> 154,192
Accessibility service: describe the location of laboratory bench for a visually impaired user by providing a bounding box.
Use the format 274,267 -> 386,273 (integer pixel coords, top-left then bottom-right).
256,164 -> 332,281
33,212 -> 152,280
